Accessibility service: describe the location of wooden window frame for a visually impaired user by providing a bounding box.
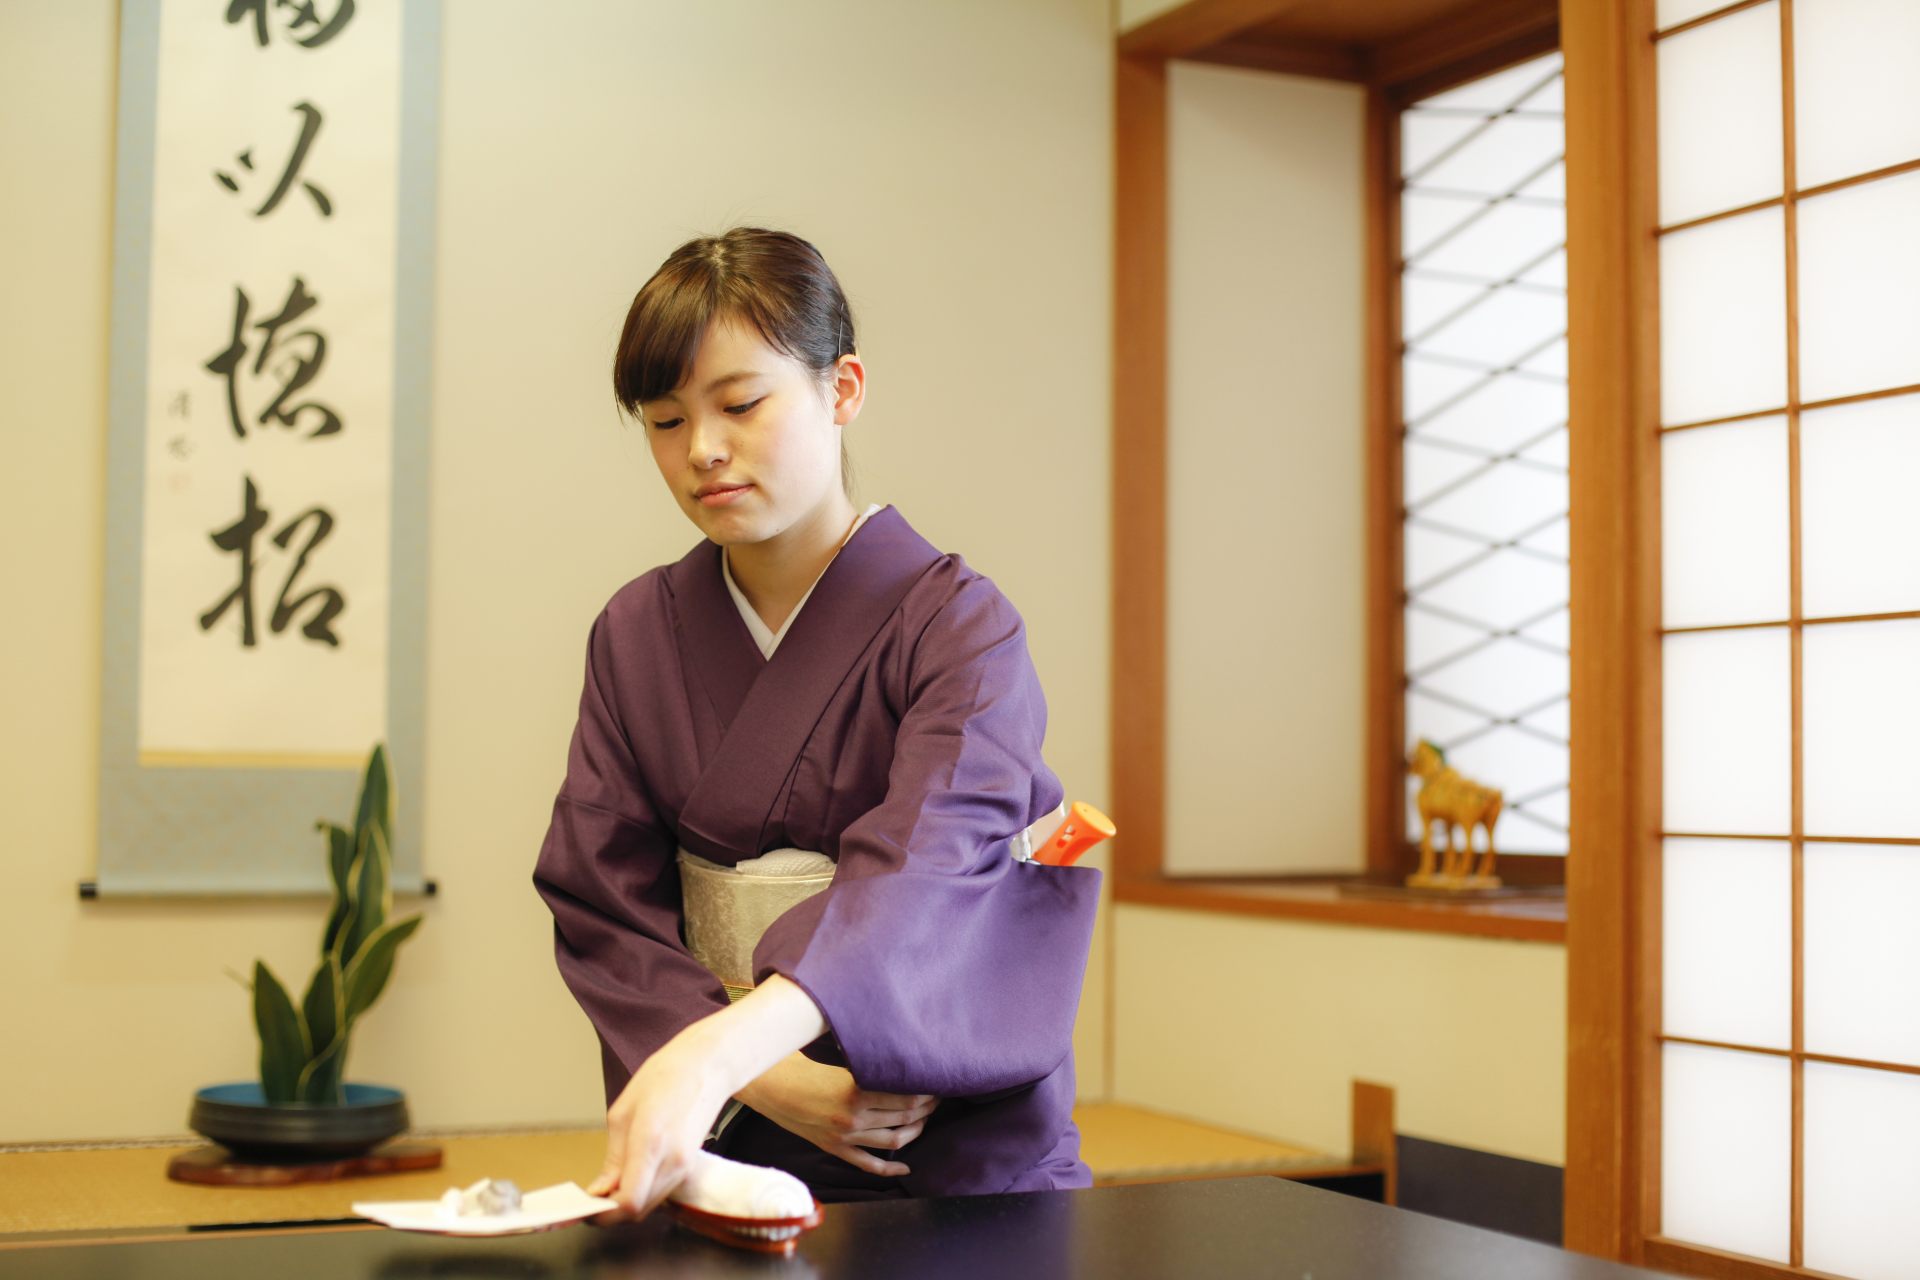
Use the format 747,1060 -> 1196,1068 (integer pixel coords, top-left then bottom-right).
1109,1 -> 1566,942
1557,0 -> 1658,1263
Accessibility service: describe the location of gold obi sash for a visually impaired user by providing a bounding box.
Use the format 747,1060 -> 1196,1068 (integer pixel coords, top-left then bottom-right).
678,804 -> 1065,1003
679,849 -> 836,1002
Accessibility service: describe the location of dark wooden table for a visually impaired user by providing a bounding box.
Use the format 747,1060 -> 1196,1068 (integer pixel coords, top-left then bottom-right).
1,1176 -> 1678,1279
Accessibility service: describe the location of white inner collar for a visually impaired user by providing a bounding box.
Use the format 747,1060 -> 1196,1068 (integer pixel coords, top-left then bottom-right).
722,503 -> 884,659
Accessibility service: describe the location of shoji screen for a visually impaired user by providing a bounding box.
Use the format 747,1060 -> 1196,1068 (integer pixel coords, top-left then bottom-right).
1400,52 -> 1570,856
1655,1 -> 1920,1274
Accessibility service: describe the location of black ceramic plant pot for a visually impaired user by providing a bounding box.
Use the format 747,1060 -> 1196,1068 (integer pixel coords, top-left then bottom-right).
189,1082 -> 408,1161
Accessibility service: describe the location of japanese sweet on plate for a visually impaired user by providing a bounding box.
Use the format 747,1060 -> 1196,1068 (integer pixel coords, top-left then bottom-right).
352,1180 -> 615,1236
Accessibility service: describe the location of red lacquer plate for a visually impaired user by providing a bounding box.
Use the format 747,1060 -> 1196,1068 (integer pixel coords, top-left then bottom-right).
667,1197 -> 826,1256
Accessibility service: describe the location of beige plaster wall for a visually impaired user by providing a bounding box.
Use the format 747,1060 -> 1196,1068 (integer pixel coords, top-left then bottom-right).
1163,61 -> 1367,875
1113,905 -> 1568,1165
1116,0 -> 1190,34
0,0 -> 1113,1142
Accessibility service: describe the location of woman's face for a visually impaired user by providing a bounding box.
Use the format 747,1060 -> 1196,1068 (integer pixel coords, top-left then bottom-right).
638,314 -> 862,549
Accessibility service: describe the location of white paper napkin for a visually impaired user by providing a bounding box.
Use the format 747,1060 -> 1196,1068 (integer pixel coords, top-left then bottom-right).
353,1181 -> 618,1235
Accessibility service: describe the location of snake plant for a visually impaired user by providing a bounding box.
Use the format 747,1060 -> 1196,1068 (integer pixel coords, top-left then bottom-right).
247,744 -> 424,1105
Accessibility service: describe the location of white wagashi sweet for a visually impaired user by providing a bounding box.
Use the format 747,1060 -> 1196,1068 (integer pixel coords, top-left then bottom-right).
670,1151 -> 814,1219
435,1178 -> 523,1219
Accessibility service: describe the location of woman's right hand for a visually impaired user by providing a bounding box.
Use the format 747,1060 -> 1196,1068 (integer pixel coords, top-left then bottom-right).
737,1053 -> 939,1178
585,1030 -> 731,1220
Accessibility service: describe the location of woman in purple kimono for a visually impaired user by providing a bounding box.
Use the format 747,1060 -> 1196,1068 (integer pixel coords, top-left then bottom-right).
532,228 -> 1101,1216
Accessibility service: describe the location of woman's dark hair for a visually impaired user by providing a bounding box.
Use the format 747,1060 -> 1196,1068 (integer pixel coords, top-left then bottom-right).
613,227 -> 858,491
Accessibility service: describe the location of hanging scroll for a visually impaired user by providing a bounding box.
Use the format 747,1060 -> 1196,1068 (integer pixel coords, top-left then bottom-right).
98,0 -> 438,894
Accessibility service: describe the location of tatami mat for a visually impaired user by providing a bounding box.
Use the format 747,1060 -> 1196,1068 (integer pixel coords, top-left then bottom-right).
0,1129 -> 604,1235
1074,1103 -> 1336,1182
1,1106 -> 1340,1238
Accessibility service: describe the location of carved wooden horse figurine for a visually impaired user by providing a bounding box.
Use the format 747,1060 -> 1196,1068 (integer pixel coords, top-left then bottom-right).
1406,738 -> 1503,888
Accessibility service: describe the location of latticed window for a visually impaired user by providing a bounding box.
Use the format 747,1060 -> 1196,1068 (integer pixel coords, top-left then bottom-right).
1398,51 -> 1569,858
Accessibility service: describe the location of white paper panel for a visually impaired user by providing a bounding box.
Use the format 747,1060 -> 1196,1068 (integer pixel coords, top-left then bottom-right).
1660,1042 -> 1792,1262
1447,728 -> 1567,804
1402,353 -> 1486,424
1804,1062 -> 1920,1279
1407,687 -> 1486,748
1517,159 -> 1564,201
1418,547 -> 1566,631
1516,246 -> 1566,290
1517,509 -> 1568,554
1518,605 -> 1569,654
1414,115 -> 1564,197
1414,638 -> 1567,722
1798,169 -> 1920,404
1656,3 -> 1782,227
1658,0 -> 1745,29
1803,619 -> 1920,838
1402,273 -> 1486,339
1403,439 -> 1486,507
1801,392 -> 1920,618
1524,75 -> 1563,113
1413,52 -> 1561,113
1412,287 -> 1566,366
1662,838 -> 1792,1047
1794,0 -> 1920,190
1414,460 -> 1565,542
1410,199 -> 1566,282
1660,418 -> 1789,628
1411,374 -> 1567,453
1516,336 -> 1566,380
1405,607 -> 1484,672
1404,522 -> 1483,590
1400,112 -> 1484,176
1401,190 -> 1484,263
1662,628 -> 1791,835
1806,843 -> 1920,1066
1659,208 -> 1788,426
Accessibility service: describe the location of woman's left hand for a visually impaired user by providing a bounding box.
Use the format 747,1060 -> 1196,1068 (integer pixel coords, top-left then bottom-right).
586,1034 -> 731,1221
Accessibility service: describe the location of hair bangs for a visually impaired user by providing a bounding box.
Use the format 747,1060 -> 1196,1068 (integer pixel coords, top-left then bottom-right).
612,266 -> 716,418
613,227 -> 855,421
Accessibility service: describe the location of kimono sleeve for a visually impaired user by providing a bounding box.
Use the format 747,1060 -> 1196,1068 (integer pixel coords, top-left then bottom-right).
532,608 -> 728,1094
751,576 -> 1102,1098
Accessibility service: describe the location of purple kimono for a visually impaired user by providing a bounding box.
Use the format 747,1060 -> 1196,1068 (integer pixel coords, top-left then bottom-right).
533,506 -> 1102,1201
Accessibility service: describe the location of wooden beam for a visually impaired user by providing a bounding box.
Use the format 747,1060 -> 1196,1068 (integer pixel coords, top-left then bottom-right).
1364,85 -> 1410,881
1113,877 -> 1568,943
1351,1080 -> 1399,1206
1192,35 -> 1369,81
1112,53 -> 1170,882
1118,0 -> 1308,60
1373,0 -> 1560,94
1561,0 -> 1659,1262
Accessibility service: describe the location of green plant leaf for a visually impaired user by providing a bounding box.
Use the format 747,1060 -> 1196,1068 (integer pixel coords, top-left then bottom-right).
252,961 -> 308,1105
319,822 -> 355,958
353,742 -> 391,851
301,952 -> 344,1069
341,821 -> 390,968
295,1035 -> 347,1105
296,956 -> 348,1106
343,913 -> 424,1026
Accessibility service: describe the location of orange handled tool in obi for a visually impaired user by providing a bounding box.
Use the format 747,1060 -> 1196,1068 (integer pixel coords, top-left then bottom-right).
1032,801 -> 1116,866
